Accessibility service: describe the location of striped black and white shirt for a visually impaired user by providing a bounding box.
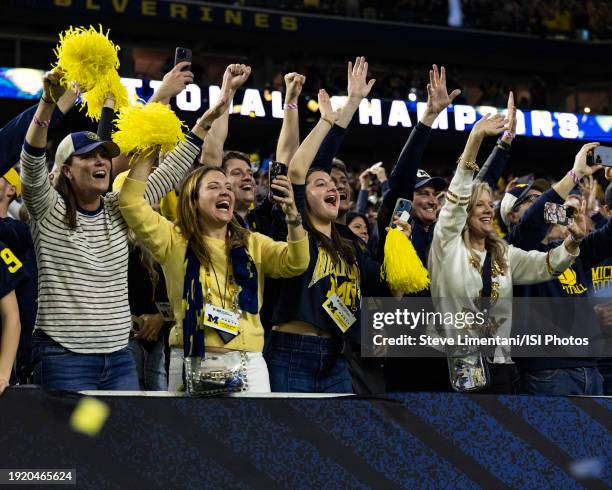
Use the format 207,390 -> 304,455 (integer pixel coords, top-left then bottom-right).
20,135 -> 201,353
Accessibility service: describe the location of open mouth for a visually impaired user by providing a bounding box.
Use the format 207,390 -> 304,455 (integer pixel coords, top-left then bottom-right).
92,170 -> 107,179
324,194 -> 338,205
338,192 -> 347,201
240,184 -> 253,192
480,216 -> 492,224
215,200 -> 231,211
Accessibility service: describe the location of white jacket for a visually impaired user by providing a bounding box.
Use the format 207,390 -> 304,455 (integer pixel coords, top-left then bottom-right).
429,167 -> 578,362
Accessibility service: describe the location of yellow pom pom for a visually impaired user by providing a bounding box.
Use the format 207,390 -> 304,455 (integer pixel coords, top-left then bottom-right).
54,25 -> 119,92
81,70 -> 129,121
381,227 -> 430,294
112,102 -> 187,157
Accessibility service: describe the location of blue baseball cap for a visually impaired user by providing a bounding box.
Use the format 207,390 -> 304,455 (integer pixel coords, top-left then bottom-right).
54,131 -> 120,167
414,169 -> 446,192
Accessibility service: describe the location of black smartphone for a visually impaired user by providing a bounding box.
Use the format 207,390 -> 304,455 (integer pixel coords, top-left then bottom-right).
544,202 -> 574,225
174,47 -> 192,71
269,161 -> 288,199
390,198 -> 412,227
591,146 -> 612,167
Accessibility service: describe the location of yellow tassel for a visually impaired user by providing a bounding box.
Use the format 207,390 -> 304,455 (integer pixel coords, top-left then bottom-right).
112,102 -> 187,157
80,70 -> 129,121
381,227 -> 430,294
54,25 -> 120,92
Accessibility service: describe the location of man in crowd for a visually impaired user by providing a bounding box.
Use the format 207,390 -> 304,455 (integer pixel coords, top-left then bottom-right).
501,142 -> 611,395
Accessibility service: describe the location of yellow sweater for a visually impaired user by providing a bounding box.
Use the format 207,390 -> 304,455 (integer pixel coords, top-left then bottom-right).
118,177 -> 309,352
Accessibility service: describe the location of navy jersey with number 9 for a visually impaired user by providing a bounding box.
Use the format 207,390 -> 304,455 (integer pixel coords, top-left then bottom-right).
0,241 -> 27,300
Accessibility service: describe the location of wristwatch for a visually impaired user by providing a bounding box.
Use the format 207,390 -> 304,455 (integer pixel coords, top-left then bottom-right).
285,214 -> 302,227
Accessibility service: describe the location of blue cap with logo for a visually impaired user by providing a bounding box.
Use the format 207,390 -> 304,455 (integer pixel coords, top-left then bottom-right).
414,169 -> 446,192
54,131 -> 120,168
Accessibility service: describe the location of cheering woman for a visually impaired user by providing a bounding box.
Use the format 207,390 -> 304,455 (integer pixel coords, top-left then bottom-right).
118,141 -> 309,393
266,90 -> 414,393
429,110 -> 586,392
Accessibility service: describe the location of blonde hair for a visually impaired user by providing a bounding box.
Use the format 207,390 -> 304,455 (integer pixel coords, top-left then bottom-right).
176,166 -> 249,267
462,181 -> 508,275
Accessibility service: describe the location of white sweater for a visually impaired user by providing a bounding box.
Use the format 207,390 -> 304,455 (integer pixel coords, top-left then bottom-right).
429,167 -> 578,362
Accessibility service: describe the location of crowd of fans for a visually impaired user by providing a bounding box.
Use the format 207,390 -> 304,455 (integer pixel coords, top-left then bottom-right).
221,0 -> 612,40
1,47 -> 611,398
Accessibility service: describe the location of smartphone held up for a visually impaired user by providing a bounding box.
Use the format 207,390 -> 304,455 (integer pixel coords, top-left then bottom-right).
390,198 -> 412,228
269,161 -> 288,199
174,47 -> 192,70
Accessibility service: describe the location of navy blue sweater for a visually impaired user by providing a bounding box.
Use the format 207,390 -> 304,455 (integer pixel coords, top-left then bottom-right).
509,189 -> 612,370
271,184 -> 389,342
0,104 -> 63,176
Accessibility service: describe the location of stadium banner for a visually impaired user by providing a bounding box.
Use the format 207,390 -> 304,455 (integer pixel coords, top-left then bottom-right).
2,0 -> 300,32
2,66 -> 610,141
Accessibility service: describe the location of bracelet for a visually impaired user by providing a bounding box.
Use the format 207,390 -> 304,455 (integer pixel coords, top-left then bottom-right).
496,138 -> 511,151
33,116 -> 51,128
40,96 -> 54,104
320,116 -> 334,128
284,102 -> 298,110
285,214 -> 303,227
457,156 -> 479,172
567,170 -> 580,185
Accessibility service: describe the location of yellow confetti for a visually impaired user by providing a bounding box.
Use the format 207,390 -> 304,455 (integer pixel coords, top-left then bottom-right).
70,397 -> 110,437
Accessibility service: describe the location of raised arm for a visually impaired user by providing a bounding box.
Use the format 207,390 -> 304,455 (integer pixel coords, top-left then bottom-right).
275,72 -> 305,164
377,65 -> 461,242
0,88 -> 77,177
118,155 -> 175,265
476,92 -> 516,188
510,200 -> 588,285
141,93 -> 230,205
337,56 -> 376,129
200,64 -> 251,166
288,90 -> 340,185
311,56 -> 375,172
432,113 -> 507,254
507,142 -> 601,250
20,71 -> 66,222
148,61 -> 193,106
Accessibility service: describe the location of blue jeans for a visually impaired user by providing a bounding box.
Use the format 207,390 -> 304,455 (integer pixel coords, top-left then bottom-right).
518,367 -> 604,396
32,331 -> 139,391
264,330 -> 353,393
128,338 -> 167,391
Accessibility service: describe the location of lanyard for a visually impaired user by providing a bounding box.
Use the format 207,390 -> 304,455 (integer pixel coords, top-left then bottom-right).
205,257 -> 239,311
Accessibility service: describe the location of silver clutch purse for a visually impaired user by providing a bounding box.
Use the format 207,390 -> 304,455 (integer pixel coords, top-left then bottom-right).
184,351 -> 248,396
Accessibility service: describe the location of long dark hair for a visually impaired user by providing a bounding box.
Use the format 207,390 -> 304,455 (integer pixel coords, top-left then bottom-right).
305,168 -> 356,265
55,156 -> 78,229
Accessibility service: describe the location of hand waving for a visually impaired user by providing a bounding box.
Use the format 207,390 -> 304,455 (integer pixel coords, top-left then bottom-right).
425,65 -> 461,116
347,56 -> 376,101
472,113 -> 508,139
318,89 -> 341,125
